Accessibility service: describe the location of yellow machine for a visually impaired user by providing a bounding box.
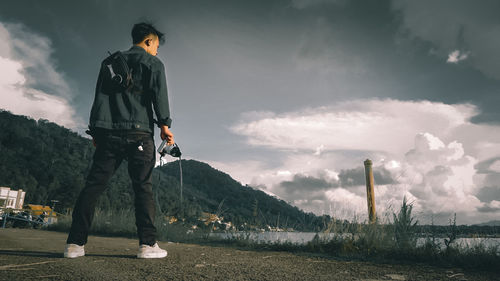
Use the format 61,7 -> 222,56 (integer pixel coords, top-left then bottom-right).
26,204 -> 57,223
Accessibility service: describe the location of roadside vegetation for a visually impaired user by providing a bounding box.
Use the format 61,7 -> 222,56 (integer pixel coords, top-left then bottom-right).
47,197 -> 499,272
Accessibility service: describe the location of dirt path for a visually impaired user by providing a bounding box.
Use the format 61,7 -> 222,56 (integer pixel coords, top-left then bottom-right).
0,228 -> 497,281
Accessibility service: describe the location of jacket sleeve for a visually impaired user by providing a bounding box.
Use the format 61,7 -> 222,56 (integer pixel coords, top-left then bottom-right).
88,62 -> 106,130
151,62 -> 172,128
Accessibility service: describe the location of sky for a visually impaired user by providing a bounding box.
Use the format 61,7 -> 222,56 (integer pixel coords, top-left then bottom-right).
1,0 -> 500,225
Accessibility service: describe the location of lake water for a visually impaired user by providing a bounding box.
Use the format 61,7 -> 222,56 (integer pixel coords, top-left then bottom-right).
209,231 -> 500,251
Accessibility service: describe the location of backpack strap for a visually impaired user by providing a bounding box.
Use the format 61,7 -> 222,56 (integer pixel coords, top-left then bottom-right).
103,51 -> 133,90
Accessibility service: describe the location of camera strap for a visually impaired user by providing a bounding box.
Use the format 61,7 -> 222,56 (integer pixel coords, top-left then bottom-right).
158,154 -> 183,216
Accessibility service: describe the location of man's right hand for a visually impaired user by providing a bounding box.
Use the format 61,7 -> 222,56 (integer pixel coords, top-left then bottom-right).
160,125 -> 174,145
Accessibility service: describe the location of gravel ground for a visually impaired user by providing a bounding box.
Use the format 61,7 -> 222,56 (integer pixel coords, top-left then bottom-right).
0,228 -> 497,281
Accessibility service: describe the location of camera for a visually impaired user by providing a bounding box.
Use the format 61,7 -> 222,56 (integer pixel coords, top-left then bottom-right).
157,139 -> 182,157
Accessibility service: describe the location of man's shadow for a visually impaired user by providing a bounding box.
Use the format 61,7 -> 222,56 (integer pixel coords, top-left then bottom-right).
0,250 -> 135,259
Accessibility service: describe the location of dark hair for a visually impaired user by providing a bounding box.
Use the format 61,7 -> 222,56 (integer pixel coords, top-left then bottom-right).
131,22 -> 165,45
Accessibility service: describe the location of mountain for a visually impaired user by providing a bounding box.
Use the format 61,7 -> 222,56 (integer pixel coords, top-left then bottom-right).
155,160 -> 326,230
0,110 -> 326,231
0,110 -> 93,207
473,220 -> 500,227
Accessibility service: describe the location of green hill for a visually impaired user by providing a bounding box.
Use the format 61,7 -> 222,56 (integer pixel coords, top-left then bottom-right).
156,160 -> 326,231
0,110 -> 326,231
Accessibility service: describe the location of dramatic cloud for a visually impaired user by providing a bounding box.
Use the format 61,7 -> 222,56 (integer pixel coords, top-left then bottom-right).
2,1 -> 499,225
0,22 -> 81,128
474,157 -> 500,205
281,174 -> 336,192
401,133 -> 481,216
338,166 -> 394,187
392,0 -> 500,80
477,201 -> 500,213
226,99 -> 500,224
278,174 -> 332,209
476,186 -> 500,204
231,99 -> 477,156
475,157 -> 500,174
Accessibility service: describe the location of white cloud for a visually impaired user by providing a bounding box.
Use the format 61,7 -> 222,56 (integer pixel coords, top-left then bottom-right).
206,159 -> 272,184
0,22 -> 81,129
403,133 -> 481,215
325,188 -> 366,217
447,50 -> 469,64
231,99 -> 477,156
226,99 -> 500,224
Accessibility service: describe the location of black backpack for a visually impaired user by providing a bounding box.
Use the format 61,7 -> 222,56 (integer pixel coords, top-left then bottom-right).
101,51 -> 133,92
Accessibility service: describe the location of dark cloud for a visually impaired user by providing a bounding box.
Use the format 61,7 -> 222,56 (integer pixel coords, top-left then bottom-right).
482,173 -> 500,187
291,0 -> 347,10
474,158 -> 500,198
273,174 -> 334,213
375,168 -> 397,185
293,0 -> 500,125
1,1 -> 498,122
392,0 -> 500,124
280,174 -> 337,193
476,186 -> 500,204
392,0 -> 500,79
477,205 -> 500,213
1,0 -> 500,164
475,157 -> 500,174
338,166 -> 395,187
409,165 -> 453,200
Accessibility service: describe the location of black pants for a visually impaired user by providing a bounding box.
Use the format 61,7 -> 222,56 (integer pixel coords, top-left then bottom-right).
67,130 -> 157,246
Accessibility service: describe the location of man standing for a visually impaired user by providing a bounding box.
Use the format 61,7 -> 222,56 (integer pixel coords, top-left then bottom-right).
65,22 -> 173,259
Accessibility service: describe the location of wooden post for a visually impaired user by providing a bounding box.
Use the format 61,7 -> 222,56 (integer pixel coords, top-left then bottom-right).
364,159 -> 376,224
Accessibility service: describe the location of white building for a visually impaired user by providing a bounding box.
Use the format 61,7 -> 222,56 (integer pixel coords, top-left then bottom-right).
0,187 -> 25,209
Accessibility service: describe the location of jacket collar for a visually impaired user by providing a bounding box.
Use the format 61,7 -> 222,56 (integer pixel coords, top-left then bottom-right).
129,45 -> 147,53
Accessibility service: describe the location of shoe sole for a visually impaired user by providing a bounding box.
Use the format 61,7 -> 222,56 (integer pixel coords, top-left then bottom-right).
137,252 -> 168,259
64,252 -> 85,258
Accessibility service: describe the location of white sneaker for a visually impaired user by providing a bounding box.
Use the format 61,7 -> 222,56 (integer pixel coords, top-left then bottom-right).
137,243 -> 168,259
64,244 -> 85,258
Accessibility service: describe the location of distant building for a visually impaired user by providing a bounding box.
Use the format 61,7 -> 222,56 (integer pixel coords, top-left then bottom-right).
0,187 -> 25,209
